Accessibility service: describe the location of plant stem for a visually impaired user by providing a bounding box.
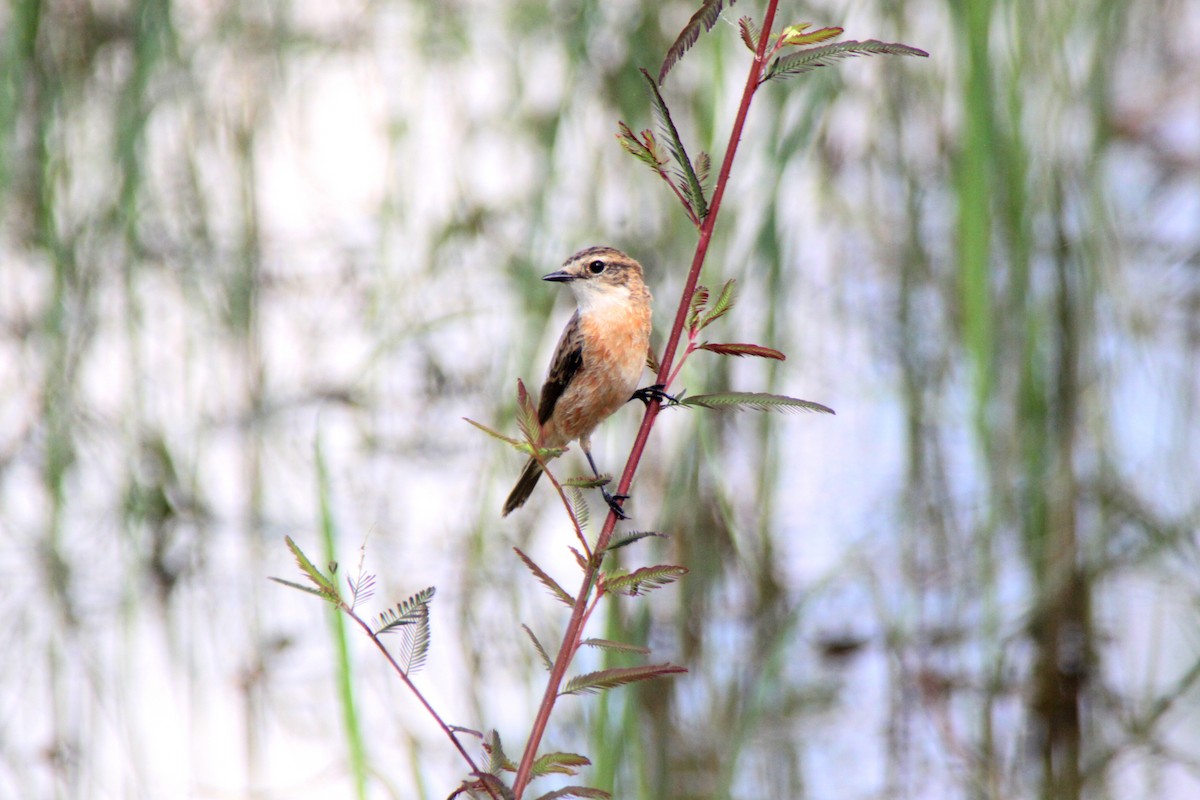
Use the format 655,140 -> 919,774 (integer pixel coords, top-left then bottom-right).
511,2 -> 780,796
345,610 -> 501,800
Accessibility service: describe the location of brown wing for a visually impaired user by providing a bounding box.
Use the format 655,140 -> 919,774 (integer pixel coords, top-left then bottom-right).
539,310 -> 584,424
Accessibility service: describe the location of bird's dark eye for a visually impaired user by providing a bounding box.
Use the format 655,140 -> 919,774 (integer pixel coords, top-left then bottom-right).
588,260 -> 606,274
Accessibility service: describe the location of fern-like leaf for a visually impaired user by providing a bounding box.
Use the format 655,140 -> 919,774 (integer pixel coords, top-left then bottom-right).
679,391 -> 836,414
534,787 -> 611,800
686,285 -> 710,333
603,565 -> 688,596
695,151 -> 711,186
451,774 -> 515,800
347,570 -> 376,609
267,576 -> 328,599
483,730 -> 518,774
738,16 -> 760,52
514,547 -> 575,607
568,546 -> 590,571
604,530 -> 668,553
462,417 -> 523,448
698,342 -> 786,360
700,278 -> 737,329
567,486 -> 591,532
278,536 -> 341,603
658,0 -> 738,84
516,378 -> 541,446
374,586 -> 435,635
522,624 -> 555,671
398,604 -> 431,674
581,638 -> 651,656
561,664 -> 688,696
641,69 -> 708,222
764,39 -> 929,83
531,752 -> 591,778
563,474 -> 611,489
616,122 -> 666,170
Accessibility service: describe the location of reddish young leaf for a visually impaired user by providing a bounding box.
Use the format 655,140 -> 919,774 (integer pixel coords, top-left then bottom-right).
738,16 -> 760,52
516,378 -> 541,446
686,285 -> 710,333
568,546 -> 589,570
699,342 -> 787,360
513,547 -> 575,607
658,0 -> 737,84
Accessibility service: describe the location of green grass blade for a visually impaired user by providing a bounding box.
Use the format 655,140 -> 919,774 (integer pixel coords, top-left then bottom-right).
315,434 -> 368,799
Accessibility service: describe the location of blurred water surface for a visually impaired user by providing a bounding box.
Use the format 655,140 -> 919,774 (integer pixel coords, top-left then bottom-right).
2,0 -> 1198,798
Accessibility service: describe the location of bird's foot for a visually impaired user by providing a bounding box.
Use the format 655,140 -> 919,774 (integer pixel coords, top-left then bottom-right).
631,384 -> 681,407
600,487 -> 631,520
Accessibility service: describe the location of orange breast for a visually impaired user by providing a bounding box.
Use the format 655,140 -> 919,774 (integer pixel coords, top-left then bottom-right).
545,301 -> 651,444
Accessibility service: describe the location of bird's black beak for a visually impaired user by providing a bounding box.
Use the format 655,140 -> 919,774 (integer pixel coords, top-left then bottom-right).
542,270 -> 576,282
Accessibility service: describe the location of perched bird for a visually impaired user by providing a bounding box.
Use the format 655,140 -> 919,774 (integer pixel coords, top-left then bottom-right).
503,246 -> 654,517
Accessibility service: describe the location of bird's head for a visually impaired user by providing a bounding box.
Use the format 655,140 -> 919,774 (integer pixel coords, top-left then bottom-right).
543,246 -> 646,312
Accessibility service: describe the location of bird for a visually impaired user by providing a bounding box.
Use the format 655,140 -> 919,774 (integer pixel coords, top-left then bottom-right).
502,245 -> 654,518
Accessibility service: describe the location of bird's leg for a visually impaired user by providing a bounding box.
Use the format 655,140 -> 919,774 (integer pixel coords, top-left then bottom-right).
584,447 -> 630,520
631,383 -> 680,407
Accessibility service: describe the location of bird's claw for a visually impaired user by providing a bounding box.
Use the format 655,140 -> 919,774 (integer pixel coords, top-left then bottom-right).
631,384 -> 680,407
600,487 -> 631,520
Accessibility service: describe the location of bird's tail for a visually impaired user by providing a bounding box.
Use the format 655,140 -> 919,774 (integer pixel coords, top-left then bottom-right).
502,457 -> 544,516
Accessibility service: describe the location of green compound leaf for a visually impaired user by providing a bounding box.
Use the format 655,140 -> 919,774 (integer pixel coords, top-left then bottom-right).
678,392 -> 835,415
563,474 -> 611,489
530,751 -> 591,778
603,565 -> 688,597
581,638 -> 651,656
566,486 -> 591,532
483,730 -> 518,774
616,122 -> 666,170
277,535 -> 341,603
463,416 -> 523,448
604,530 -> 668,553
699,278 -> 737,329
267,576 -> 328,599
686,284 -> 710,333
695,151 -> 711,186
764,39 -> 929,83
561,663 -> 688,696
641,69 -> 708,222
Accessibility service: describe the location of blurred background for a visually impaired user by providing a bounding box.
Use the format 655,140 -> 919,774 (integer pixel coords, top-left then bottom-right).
2,0 -> 1198,798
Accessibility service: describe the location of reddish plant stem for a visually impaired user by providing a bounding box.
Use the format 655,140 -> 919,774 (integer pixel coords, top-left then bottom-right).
511,2 -> 780,796
346,610 -> 500,800
658,166 -> 701,227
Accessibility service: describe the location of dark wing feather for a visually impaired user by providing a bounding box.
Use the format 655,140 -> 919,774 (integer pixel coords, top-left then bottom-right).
539,311 -> 584,424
